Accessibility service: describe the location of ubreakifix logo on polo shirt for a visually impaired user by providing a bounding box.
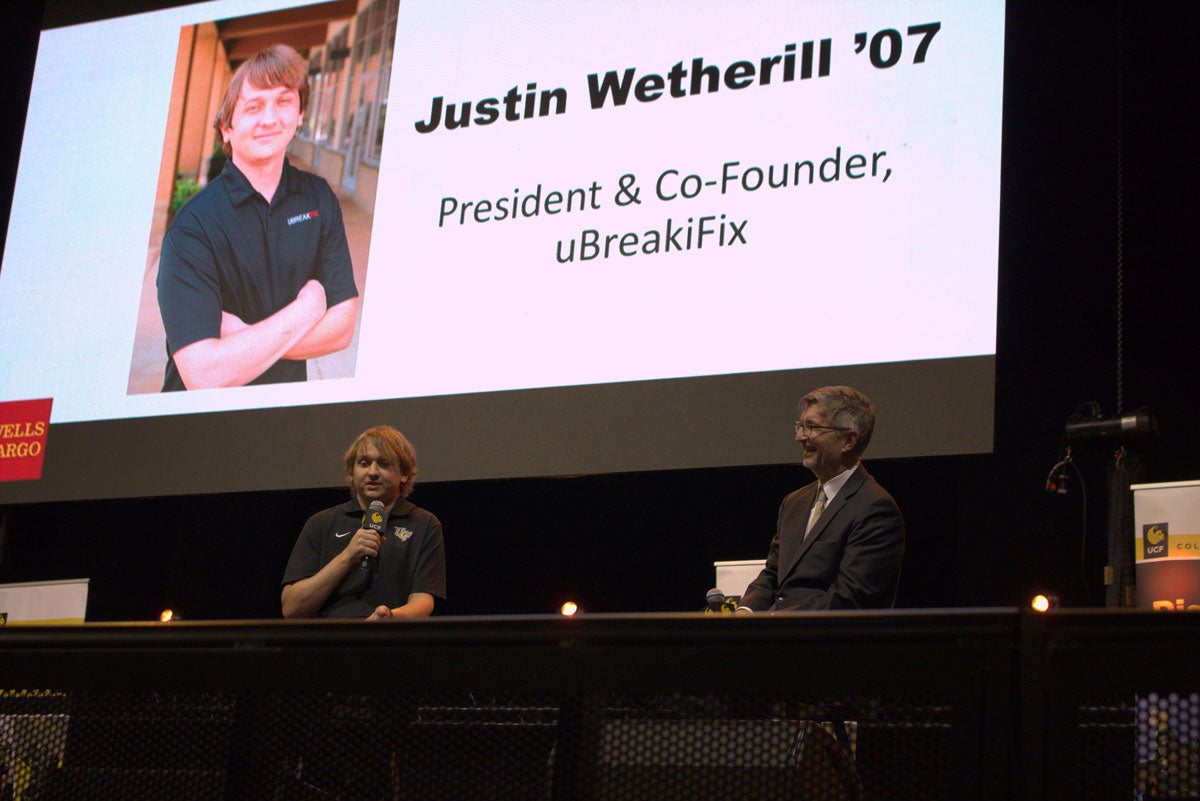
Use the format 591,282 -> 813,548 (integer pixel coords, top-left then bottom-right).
287,210 -> 320,226
1144,523 -> 1168,559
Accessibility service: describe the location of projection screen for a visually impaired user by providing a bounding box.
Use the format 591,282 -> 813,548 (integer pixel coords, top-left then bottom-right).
0,0 -> 1003,502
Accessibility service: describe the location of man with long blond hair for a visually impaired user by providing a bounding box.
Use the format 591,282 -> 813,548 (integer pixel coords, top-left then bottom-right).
157,43 -> 358,391
282,426 -> 446,619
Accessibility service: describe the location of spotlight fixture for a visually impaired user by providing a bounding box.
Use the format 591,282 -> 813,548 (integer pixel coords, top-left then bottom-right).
559,601 -> 579,617
159,609 -> 179,623
1064,407 -> 1158,447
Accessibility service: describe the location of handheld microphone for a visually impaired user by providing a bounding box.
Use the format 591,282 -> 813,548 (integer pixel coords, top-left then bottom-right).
705,587 -> 727,612
360,500 -> 386,570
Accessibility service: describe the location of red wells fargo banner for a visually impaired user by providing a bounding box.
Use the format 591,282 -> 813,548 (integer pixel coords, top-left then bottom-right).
0,398 -> 53,482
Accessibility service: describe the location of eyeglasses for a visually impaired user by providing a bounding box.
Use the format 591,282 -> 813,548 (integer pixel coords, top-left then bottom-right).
794,420 -> 849,436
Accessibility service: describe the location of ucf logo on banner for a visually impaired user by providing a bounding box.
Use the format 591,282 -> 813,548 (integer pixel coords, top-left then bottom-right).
1133,481 -> 1200,611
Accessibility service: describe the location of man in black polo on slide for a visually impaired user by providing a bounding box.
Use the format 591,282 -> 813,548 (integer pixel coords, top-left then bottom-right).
157,44 -> 358,391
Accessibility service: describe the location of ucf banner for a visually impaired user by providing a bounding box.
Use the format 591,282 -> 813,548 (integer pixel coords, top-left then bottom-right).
1133,481 -> 1200,611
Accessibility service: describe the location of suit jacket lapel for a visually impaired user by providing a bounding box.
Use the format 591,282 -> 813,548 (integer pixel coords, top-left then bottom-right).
779,482 -> 818,577
782,466 -> 870,578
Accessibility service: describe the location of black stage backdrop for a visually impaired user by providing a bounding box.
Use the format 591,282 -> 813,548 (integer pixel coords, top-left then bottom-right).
1,0 -> 1198,620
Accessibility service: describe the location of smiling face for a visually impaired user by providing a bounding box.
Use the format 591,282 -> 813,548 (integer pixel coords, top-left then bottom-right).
794,407 -> 847,482
221,80 -> 302,171
212,44 -> 310,161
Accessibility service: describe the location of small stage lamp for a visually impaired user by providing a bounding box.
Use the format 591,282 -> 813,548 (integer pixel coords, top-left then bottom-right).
1030,594 -> 1060,613
559,601 -> 579,617
159,609 -> 179,623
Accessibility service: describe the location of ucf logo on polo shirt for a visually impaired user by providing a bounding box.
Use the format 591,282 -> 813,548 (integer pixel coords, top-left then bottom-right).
395,526 -> 414,542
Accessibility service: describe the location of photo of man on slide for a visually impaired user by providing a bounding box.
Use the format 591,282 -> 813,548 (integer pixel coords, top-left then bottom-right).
156,43 -> 359,391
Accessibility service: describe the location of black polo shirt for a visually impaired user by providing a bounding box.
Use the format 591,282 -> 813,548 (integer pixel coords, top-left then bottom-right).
156,158 -> 358,391
282,499 -> 448,618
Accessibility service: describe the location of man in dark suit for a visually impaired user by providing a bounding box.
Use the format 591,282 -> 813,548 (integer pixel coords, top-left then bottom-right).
738,385 -> 905,612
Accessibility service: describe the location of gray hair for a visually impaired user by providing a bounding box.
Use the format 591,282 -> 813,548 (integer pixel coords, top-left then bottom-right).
799,385 -> 877,455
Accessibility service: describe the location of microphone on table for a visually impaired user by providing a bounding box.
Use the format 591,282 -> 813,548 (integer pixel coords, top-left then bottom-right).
360,500 -> 386,571
704,588 -> 739,615
706,588 -> 727,613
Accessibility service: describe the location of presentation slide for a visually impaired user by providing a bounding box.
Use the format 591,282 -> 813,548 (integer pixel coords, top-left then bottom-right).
0,0 -> 1003,503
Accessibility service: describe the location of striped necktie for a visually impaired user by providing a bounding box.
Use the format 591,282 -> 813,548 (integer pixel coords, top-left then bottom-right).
805,486 -> 827,537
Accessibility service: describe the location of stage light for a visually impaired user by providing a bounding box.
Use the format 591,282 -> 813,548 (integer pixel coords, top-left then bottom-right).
1030,594 -> 1060,613
560,601 -> 579,617
159,609 -> 178,622
1064,407 -> 1157,447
